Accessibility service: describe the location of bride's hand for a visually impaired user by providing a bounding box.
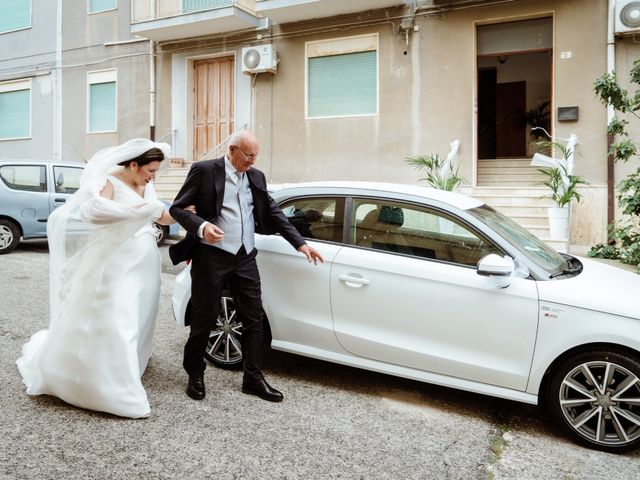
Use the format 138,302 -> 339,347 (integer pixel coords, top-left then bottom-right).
185,205 -> 197,214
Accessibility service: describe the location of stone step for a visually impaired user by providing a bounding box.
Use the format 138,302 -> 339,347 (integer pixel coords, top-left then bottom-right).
503,214 -> 550,226
477,158 -> 534,167
461,186 -> 548,196
155,181 -> 185,190
543,238 -> 569,252
478,171 -> 545,178
156,171 -> 189,181
474,196 -> 553,208
477,180 -> 543,188
477,166 -> 545,175
523,225 -> 552,237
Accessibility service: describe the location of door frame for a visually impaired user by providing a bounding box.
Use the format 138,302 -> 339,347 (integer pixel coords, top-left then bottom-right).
185,52 -> 237,163
472,13 -> 555,186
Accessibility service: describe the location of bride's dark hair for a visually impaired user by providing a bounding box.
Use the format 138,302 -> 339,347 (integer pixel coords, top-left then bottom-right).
118,147 -> 165,167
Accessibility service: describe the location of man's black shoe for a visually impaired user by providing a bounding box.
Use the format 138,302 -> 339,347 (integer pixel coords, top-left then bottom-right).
186,375 -> 205,400
242,377 -> 283,402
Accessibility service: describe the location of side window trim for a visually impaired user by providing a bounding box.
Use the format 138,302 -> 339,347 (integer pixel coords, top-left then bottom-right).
347,196 -> 506,267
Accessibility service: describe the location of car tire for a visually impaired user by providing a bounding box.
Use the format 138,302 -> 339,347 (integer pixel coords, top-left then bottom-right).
547,349 -> 640,452
154,224 -> 169,245
0,219 -> 20,254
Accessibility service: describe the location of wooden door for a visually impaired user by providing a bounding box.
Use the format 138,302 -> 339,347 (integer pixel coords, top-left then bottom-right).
193,57 -> 234,161
477,68 -> 497,160
496,81 -> 525,158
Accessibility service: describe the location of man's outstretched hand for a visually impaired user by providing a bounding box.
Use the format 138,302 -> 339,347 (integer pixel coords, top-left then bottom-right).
298,245 -> 324,265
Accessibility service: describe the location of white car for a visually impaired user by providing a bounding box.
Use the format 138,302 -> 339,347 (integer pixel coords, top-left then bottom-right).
172,182 -> 640,452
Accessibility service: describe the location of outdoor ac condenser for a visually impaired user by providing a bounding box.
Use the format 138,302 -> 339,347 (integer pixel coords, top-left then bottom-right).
615,0 -> 640,35
241,45 -> 277,75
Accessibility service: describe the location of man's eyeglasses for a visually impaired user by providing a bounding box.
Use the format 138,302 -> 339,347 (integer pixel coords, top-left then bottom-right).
236,148 -> 257,160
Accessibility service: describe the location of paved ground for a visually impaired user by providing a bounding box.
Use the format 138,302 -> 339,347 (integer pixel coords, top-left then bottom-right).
1,240 -> 639,479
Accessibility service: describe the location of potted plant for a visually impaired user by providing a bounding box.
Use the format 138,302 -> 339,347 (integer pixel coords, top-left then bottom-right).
532,136 -> 587,240
406,139 -> 464,192
407,140 -> 464,234
524,100 -> 551,156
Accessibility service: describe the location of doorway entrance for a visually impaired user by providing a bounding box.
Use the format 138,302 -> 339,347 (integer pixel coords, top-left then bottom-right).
193,56 -> 235,161
476,17 -> 552,176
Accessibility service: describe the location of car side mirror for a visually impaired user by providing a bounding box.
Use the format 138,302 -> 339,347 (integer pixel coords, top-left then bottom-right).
477,254 -> 514,277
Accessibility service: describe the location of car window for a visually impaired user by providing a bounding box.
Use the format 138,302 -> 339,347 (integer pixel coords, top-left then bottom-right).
350,198 -> 501,267
280,196 -> 345,243
0,165 -> 46,192
53,166 -> 82,194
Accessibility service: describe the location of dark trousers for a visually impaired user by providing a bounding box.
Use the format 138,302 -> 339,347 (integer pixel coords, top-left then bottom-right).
184,243 -> 264,382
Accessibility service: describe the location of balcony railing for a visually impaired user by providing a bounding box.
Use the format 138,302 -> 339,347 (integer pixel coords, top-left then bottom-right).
132,0 -> 255,23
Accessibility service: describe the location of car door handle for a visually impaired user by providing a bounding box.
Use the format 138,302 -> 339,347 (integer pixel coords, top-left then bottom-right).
338,274 -> 370,288
54,198 -> 66,202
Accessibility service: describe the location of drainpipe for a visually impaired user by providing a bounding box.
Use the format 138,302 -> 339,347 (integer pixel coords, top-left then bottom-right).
54,0 -> 62,161
607,0 -> 616,229
149,39 -> 156,141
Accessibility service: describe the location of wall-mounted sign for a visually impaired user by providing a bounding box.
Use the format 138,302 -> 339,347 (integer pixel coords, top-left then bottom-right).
558,106 -> 579,121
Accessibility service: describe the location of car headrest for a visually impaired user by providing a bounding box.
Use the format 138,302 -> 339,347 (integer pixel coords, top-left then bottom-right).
378,206 -> 404,226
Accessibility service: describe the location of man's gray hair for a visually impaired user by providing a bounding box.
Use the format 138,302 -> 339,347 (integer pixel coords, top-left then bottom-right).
228,132 -> 241,148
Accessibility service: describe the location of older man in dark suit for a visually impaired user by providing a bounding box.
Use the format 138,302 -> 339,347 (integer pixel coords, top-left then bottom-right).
169,130 -> 323,402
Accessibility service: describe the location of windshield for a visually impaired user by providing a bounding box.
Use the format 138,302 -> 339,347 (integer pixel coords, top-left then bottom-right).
467,204 -> 567,273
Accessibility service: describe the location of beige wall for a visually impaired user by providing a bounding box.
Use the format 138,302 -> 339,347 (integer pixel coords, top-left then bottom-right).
157,0 -> 621,246
250,0 -> 611,246
255,1 -> 608,183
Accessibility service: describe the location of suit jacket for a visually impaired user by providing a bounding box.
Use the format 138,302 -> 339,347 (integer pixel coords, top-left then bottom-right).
168,157 -> 306,265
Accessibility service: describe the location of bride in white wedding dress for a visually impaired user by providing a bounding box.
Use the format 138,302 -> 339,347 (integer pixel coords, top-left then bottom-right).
16,139 -> 175,418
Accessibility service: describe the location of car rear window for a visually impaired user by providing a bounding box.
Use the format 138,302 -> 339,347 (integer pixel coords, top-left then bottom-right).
0,165 -> 46,192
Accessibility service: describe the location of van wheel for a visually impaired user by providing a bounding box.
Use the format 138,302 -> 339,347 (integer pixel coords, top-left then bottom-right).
0,219 -> 20,254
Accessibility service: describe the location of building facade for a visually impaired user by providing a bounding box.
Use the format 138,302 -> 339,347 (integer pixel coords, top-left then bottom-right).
0,0 -> 152,164
131,0 -> 640,249
0,0 -> 58,160
2,0 -> 639,250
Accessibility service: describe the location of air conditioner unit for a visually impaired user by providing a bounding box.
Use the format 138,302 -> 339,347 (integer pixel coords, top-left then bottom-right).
241,44 -> 277,75
615,0 -> 640,35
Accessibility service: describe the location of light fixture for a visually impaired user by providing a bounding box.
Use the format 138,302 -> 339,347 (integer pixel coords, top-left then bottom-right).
497,55 -> 508,64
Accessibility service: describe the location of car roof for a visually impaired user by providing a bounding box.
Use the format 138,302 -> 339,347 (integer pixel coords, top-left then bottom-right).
0,160 -> 85,168
269,181 -> 484,211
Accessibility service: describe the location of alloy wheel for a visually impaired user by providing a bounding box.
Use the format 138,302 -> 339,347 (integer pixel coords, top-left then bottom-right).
558,360 -> 640,448
205,295 -> 243,367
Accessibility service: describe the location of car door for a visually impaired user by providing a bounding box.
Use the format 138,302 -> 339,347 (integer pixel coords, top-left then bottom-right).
256,195 -> 345,353
50,165 -> 83,212
0,163 -> 49,238
331,197 -> 539,391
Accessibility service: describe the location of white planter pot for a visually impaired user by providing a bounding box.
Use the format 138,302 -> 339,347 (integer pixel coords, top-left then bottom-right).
548,206 -> 569,240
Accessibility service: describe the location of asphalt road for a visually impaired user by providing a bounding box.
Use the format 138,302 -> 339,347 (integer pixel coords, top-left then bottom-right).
1,240 -> 639,479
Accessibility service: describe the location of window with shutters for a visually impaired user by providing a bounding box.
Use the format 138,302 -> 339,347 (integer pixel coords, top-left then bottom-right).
0,79 -> 31,140
87,70 -> 117,133
0,0 -> 30,34
88,0 -> 117,14
306,34 -> 378,119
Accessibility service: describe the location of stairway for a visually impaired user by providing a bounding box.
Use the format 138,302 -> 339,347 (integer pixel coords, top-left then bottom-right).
477,157 -> 547,187
155,165 -> 190,202
465,157 -> 567,251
